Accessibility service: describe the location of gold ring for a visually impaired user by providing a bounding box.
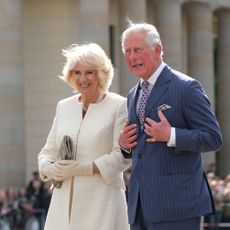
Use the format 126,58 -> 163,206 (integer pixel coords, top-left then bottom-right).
149,137 -> 156,142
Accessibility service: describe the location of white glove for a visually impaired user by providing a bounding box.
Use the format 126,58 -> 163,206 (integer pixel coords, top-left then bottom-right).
41,162 -> 62,181
53,160 -> 93,181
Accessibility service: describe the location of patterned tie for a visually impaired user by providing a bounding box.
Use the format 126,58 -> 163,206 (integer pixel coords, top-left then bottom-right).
138,81 -> 149,130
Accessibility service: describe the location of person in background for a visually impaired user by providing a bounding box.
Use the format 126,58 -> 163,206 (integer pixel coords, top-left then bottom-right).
38,43 -> 131,230
26,171 -> 45,230
42,181 -> 52,217
206,163 -> 219,179
205,178 -> 225,229
119,20 -> 223,230
26,171 -> 42,200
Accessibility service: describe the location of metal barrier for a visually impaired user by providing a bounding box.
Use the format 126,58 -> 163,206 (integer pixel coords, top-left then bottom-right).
203,222 -> 230,228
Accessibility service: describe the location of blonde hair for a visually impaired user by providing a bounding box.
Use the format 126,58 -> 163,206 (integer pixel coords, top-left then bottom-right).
59,43 -> 114,93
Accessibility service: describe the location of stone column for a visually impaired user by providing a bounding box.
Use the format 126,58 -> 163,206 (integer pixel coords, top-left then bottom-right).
119,0 -> 147,96
79,0 -> 109,48
23,0 -> 78,181
215,9 -> 230,176
185,1 -> 215,169
0,0 -> 25,187
78,0 -> 119,91
0,1 -> 24,186
154,0 -> 182,71
186,1 -> 214,106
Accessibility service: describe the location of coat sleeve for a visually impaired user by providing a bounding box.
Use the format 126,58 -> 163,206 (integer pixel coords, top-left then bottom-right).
175,80 -> 223,153
38,102 -> 60,180
94,99 -> 131,184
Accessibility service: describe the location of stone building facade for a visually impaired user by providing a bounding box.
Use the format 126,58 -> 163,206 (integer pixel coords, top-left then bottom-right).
0,0 -> 229,186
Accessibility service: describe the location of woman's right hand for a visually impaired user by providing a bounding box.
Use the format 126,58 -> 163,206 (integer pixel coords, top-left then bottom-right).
41,162 -> 62,181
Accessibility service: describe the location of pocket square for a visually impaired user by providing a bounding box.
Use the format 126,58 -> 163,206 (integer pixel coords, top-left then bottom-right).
157,104 -> 171,112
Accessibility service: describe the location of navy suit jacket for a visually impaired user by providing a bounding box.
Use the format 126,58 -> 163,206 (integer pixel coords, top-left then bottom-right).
125,65 -> 223,224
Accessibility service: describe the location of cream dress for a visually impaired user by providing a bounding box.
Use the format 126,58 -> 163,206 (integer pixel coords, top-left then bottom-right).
38,92 -> 131,230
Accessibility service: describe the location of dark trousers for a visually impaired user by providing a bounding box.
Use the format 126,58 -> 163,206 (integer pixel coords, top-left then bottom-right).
131,196 -> 201,230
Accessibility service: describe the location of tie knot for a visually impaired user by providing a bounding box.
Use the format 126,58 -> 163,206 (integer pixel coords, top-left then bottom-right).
142,81 -> 149,89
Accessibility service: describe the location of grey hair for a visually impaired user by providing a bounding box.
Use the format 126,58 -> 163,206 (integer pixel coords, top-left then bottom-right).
59,43 -> 114,93
121,19 -> 162,53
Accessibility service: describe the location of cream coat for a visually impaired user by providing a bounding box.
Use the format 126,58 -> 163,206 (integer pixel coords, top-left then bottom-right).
38,93 -> 131,230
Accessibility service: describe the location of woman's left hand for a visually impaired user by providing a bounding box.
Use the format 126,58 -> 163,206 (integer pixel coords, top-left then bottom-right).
54,160 -> 93,181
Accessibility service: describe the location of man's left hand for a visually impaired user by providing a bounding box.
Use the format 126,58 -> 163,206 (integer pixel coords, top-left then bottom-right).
144,110 -> 171,142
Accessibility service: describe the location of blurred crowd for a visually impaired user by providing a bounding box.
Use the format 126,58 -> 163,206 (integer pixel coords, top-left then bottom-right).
0,171 -> 52,230
1,164 -> 230,230
204,163 -> 230,228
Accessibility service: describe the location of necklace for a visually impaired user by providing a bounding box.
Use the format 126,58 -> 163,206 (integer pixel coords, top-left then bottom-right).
82,104 -> 88,112
81,93 -> 106,117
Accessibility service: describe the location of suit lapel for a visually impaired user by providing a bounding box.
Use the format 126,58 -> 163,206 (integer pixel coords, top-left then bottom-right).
145,66 -> 172,117
128,83 -> 141,124
128,65 -> 173,129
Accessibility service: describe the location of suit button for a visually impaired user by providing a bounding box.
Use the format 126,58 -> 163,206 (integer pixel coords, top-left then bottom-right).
138,154 -> 142,159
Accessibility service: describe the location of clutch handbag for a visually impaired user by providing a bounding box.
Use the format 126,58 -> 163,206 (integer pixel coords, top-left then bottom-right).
53,135 -> 75,188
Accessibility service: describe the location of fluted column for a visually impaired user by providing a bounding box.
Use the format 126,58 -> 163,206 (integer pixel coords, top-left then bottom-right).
23,0 -> 78,182
119,0 -> 147,96
78,0 -> 118,91
0,1 -> 24,187
154,0 -> 182,71
186,1 -> 214,106
79,0 -> 109,47
119,0 -> 147,30
185,1 -> 215,169
216,9 -> 230,176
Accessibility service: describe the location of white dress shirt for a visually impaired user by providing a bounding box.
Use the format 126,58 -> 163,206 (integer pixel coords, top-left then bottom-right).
138,62 -> 176,147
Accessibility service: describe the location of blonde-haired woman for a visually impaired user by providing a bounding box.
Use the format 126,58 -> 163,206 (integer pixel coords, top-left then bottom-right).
38,43 -> 131,230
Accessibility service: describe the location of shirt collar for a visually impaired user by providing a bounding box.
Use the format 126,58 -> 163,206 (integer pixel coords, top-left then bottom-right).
140,62 -> 166,87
